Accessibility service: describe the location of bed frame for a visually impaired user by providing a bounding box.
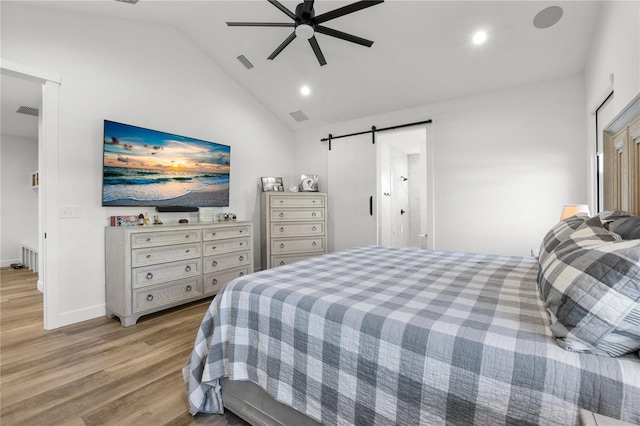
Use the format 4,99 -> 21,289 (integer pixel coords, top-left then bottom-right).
221,379 -> 320,426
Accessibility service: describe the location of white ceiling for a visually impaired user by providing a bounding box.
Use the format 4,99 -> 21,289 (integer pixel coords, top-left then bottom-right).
1,73 -> 41,140
1,0 -> 602,137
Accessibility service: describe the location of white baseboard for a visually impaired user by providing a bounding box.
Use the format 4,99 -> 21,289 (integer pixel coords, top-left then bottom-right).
59,304 -> 106,327
37,279 -> 43,293
1,258 -> 21,268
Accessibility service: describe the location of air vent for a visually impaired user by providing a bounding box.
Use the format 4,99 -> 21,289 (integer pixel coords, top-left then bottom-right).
237,55 -> 254,70
289,110 -> 309,122
115,0 -> 139,4
16,106 -> 39,117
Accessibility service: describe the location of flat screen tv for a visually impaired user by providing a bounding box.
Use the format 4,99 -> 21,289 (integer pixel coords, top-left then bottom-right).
102,120 -> 230,208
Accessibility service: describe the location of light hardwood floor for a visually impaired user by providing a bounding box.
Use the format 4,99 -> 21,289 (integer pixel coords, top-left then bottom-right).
0,267 -> 249,426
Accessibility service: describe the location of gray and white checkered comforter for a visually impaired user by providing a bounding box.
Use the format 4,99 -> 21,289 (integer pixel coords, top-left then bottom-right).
183,246 -> 640,425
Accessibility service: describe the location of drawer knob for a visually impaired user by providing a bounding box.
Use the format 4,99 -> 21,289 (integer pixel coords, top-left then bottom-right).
312,212 -> 316,217
280,200 -> 283,203
239,230 -> 243,233
313,200 -> 316,203
212,246 -> 217,250
312,242 -> 317,247
239,256 -> 244,261
146,294 -> 153,301
239,272 -> 244,276
146,238 -> 151,242
279,212 -> 284,217
186,285 -> 192,292
279,261 -> 285,266
185,235 -> 190,238
186,249 -> 190,253
279,227 -> 284,232
185,265 -> 191,272
312,226 -> 316,231
146,272 -> 153,280
212,261 -> 218,267
239,242 -> 243,246
146,254 -> 151,258
212,232 -> 216,236
280,243 -> 285,249
212,278 -> 218,285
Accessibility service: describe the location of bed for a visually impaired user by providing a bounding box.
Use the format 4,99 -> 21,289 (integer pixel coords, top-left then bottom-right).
183,213 -> 640,425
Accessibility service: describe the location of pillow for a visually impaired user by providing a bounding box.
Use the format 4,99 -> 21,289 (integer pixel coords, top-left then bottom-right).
609,216 -> 640,240
538,214 -> 640,357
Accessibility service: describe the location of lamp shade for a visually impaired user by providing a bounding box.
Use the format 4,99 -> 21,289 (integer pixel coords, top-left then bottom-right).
560,204 -> 590,220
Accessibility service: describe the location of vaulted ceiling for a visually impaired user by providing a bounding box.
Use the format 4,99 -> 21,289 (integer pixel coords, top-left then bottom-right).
2,0 -> 602,137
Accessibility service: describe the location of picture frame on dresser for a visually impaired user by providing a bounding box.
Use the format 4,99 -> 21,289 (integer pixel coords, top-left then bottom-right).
298,174 -> 319,192
261,177 -> 284,192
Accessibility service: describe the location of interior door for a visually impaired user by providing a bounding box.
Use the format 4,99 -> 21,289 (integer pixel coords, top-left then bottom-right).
327,133 -> 377,252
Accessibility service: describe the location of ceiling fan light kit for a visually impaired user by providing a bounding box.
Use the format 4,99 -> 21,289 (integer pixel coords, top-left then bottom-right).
226,0 -> 384,66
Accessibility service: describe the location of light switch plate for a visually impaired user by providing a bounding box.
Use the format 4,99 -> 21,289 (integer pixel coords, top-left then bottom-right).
59,206 -> 81,218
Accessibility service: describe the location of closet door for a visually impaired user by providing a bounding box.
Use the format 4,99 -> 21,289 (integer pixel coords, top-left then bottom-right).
327,134 -> 377,252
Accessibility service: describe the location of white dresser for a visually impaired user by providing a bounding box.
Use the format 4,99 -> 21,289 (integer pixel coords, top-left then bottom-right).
260,192 -> 327,269
105,221 -> 252,326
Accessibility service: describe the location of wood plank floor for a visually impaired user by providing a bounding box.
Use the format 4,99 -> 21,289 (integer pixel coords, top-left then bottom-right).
0,267 -> 250,426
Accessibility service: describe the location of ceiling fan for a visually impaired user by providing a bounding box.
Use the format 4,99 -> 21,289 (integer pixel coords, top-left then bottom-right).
226,0 -> 384,66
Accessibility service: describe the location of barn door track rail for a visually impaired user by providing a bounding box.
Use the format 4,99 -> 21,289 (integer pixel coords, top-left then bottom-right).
321,119 -> 432,150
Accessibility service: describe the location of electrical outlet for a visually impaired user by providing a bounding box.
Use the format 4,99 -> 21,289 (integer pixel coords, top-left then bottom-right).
59,206 -> 81,218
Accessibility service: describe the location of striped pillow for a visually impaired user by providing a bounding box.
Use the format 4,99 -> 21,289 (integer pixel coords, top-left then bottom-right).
538,214 -> 640,357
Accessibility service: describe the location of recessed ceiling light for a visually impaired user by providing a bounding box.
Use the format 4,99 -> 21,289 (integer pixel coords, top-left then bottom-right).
533,6 -> 563,29
472,31 -> 487,45
300,86 -> 311,96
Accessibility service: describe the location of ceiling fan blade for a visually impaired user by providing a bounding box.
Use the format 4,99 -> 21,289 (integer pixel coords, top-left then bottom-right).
308,36 -> 327,66
226,22 -> 295,27
314,1 -> 384,25
315,25 -> 374,47
268,0 -> 297,21
301,0 -> 315,21
268,31 -> 297,60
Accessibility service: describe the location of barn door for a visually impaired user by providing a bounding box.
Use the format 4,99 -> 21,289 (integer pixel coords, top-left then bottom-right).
327,133 -> 377,252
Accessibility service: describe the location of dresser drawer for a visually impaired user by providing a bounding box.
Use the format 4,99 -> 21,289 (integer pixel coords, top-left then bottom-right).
132,259 -> 201,289
271,253 -> 323,268
131,229 -> 201,248
271,222 -> 324,237
271,238 -> 324,254
270,195 -> 325,207
203,266 -> 251,294
203,237 -> 250,256
203,250 -> 251,273
203,225 -> 251,241
132,243 -> 200,267
270,208 -> 324,222
132,277 -> 202,313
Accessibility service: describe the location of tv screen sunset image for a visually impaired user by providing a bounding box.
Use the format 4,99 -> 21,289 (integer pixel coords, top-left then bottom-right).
102,120 -> 230,207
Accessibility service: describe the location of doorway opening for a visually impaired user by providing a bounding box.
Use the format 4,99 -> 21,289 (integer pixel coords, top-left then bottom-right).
327,124 -> 434,252
1,59 -> 61,330
378,127 -> 428,249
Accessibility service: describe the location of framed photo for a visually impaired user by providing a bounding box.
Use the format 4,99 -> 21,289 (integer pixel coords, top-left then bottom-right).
299,174 -> 319,192
261,177 -> 284,192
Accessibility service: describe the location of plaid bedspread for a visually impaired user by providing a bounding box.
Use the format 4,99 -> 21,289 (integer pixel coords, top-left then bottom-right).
183,246 -> 640,425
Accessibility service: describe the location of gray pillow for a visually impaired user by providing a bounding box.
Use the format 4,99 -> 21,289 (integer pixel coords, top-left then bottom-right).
609,216 -> 640,239
537,215 -> 640,357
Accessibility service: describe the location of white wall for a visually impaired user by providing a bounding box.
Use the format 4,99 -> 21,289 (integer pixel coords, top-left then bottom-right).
583,1 -> 640,210
584,1 -> 640,115
294,75 -> 587,256
0,134 -> 39,266
1,3 -> 295,325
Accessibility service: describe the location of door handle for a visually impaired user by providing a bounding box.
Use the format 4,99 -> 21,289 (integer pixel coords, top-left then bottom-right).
369,196 -> 373,216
